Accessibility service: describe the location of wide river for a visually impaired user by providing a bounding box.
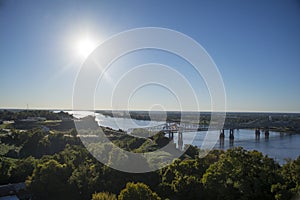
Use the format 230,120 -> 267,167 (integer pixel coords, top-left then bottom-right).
73,112 -> 300,165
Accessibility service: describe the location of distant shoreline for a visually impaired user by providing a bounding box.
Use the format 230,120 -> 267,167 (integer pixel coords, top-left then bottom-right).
0,108 -> 300,115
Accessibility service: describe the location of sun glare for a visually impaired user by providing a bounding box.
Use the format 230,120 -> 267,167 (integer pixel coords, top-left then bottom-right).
76,37 -> 96,59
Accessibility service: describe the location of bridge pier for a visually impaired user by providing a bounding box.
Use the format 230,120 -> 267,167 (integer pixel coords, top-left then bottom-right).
167,131 -> 174,139
255,128 -> 261,135
178,131 -> 183,151
255,128 -> 260,141
219,129 -> 225,148
229,129 -> 234,147
219,129 -> 225,139
265,129 -> 269,140
229,129 -> 234,140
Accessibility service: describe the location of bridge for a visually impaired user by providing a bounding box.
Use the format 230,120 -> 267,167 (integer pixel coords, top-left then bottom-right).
127,122 -> 207,135
127,122 -> 271,140
127,122 -> 271,151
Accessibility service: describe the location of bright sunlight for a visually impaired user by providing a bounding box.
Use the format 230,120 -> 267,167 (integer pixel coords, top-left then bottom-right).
76,37 -> 97,59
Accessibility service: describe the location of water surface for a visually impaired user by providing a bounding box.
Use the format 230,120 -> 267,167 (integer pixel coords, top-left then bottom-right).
94,113 -> 300,164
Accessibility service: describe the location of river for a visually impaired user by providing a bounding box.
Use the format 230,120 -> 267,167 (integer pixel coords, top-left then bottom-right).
73,112 -> 300,165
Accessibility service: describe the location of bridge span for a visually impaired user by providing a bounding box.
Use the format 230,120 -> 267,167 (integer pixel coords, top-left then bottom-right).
127,122 -> 271,151
127,122 -> 270,140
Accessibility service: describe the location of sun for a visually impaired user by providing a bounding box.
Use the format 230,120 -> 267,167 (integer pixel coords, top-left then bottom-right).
76,37 -> 97,59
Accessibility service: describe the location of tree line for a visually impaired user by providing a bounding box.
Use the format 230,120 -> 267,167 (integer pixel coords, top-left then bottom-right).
0,128 -> 300,199
0,110 -> 299,199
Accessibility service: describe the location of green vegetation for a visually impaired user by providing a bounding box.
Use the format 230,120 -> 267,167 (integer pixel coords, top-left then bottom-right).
202,148 -> 280,200
92,192 -> 117,200
118,182 -> 161,200
0,110 -> 72,121
131,128 -> 152,138
0,110 -> 300,199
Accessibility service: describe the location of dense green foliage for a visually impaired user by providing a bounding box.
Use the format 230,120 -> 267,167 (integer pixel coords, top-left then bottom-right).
92,192 -> 117,200
0,110 -> 71,121
202,147 -> 280,200
118,182 -> 161,200
26,159 -> 71,199
271,157 -> 300,200
0,110 -> 300,200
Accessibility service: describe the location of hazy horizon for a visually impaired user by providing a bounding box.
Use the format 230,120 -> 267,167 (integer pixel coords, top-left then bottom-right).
1,107 -> 300,114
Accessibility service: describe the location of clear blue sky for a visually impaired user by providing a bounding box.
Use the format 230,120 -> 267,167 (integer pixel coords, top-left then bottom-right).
0,0 -> 299,112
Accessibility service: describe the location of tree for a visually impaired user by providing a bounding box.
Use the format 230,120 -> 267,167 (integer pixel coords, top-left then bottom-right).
0,157 -> 11,184
158,150 -> 222,199
70,128 -> 77,137
92,192 -> 117,200
9,156 -> 36,183
272,156 -> 300,200
202,147 -> 280,200
26,159 -> 72,200
158,159 -> 202,199
69,161 -> 102,199
118,182 -> 161,200
19,129 -> 47,158
54,144 -> 90,170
